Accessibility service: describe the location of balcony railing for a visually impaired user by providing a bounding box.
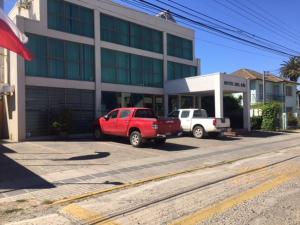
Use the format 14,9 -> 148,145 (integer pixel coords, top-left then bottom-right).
253,93 -> 285,103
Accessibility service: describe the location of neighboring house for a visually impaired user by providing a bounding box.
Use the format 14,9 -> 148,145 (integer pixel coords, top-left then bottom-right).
232,69 -> 299,117
297,91 -> 300,115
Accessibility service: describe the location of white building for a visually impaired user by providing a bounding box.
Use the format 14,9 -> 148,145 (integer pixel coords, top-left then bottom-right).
232,69 -> 299,118
0,0 -> 250,141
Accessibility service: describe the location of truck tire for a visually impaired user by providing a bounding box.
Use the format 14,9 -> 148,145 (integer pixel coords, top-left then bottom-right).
94,127 -> 103,140
193,125 -> 205,139
154,137 -> 166,145
130,131 -> 143,147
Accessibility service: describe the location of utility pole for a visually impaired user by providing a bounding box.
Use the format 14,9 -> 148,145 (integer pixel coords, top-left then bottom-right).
262,71 -> 266,104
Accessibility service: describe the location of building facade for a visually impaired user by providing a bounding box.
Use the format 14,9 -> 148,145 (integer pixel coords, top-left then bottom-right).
3,0 -> 201,140
232,69 -> 299,117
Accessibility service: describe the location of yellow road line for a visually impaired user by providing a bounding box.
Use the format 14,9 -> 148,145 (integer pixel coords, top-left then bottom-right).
52,152 -> 273,206
62,204 -> 120,225
169,170 -> 300,225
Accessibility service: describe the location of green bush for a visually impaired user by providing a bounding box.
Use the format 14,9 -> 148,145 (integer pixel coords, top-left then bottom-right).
51,109 -> 72,135
261,102 -> 281,131
251,116 -> 263,130
287,112 -> 298,127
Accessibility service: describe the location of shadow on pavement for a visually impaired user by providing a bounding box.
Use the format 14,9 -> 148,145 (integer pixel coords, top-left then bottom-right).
54,152 -> 110,161
0,145 -> 55,191
149,143 -> 198,151
240,131 -> 285,138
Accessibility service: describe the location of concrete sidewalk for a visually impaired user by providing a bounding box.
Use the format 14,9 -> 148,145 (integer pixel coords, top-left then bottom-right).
0,131 -> 299,205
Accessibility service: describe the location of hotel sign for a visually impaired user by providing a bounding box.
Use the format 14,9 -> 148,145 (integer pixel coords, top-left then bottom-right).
224,81 -> 246,88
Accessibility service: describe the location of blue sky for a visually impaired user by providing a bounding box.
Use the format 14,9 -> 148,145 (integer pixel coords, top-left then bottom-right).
4,0 -> 300,75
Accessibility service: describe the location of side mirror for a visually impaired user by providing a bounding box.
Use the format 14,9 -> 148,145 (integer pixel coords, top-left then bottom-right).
104,115 -> 109,120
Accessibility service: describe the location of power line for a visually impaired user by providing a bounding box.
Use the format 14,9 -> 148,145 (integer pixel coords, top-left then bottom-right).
156,0 -> 300,55
246,0 -> 300,40
131,0 -> 296,57
213,0 -> 300,46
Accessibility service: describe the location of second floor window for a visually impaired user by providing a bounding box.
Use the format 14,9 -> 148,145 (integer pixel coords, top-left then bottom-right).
286,86 -> 293,97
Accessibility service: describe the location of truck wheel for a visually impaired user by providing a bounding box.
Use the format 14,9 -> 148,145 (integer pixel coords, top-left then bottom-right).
94,127 -> 103,140
193,125 -> 205,139
154,138 -> 166,146
130,131 -> 143,147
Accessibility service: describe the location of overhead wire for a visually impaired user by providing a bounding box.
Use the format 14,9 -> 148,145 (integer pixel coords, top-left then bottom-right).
130,0 -> 296,57
155,0 -> 300,55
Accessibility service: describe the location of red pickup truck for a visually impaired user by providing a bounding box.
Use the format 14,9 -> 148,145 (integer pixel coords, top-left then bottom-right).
94,107 -> 182,147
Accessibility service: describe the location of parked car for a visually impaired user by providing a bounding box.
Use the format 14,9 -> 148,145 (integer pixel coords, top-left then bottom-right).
94,107 -> 182,147
168,109 -> 230,138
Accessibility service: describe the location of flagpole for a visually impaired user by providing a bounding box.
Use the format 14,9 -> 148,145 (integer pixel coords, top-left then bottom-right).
0,0 -> 4,83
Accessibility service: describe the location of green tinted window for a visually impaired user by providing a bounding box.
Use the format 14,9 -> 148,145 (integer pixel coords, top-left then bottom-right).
101,48 -> 163,88
47,0 -> 94,37
168,61 -> 198,80
100,14 -> 163,53
167,34 -> 193,60
25,33 -> 95,81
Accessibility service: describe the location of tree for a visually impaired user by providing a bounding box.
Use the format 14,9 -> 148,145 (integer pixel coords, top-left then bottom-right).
280,56 -> 300,82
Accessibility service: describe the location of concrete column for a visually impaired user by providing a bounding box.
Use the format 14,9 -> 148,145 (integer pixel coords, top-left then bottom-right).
214,74 -> 224,118
7,17 -> 26,141
164,94 -> 168,117
197,95 -> 202,109
163,32 -> 168,116
94,9 -> 101,117
243,80 -> 251,131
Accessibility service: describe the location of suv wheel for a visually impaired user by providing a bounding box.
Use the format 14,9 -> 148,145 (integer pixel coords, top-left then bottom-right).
193,125 -> 205,139
130,131 -> 143,147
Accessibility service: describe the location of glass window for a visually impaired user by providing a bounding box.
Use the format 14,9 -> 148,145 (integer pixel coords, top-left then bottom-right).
101,92 -> 121,115
168,111 -> 179,118
108,110 -> 119,119
47,0 -> 94,37
286,86 -> 293,96
25,33 -> 95,81
167,34 -> 193,60
181,96 -> 194,108
193,109 -> 207,118
120,110 -> 132,118
168,61 -> 198,80
101,14 -> 163,53
135,109 -> 156,118
181,110 -> 190,118
101,49 -> 163,88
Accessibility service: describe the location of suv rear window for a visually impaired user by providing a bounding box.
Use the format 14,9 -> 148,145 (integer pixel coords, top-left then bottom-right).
134,109 -> 156,118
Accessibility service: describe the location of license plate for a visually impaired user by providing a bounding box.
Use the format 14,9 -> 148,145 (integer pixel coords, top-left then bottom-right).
166,132 -> 172,136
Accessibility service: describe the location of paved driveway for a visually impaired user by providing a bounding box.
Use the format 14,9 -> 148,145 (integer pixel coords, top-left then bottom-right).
0,131 -> 298,204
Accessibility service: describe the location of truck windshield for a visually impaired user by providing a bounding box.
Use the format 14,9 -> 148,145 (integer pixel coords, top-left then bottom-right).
134,109 -> 157,118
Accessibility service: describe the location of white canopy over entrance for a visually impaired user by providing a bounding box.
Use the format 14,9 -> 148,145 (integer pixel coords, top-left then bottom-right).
164,73 -> 250,131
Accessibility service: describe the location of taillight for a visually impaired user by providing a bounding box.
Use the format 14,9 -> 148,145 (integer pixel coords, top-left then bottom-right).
213,119 -> 217,126
152,123 -> 158,130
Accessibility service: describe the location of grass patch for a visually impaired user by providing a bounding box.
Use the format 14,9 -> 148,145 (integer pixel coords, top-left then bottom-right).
4,208 -> 22,214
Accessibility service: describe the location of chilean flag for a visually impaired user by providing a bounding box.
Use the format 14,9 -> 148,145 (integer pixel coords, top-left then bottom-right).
0,8 -> 32,61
